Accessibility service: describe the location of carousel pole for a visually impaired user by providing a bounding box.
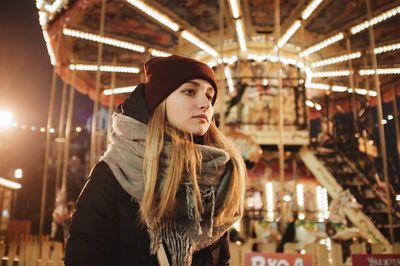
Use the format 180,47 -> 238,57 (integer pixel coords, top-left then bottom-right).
345,37 -> 358,133
107,57 -> 117,141
366,0 -> 394,244
61,72 -> 76,194
55,81 -> 68,193
90,0 -> 106,168
39,43 -> 59,237
300,20 -> 309,129
274,0 -> 285,219
363,57 -> 371,101
392,86 -> 400,170
218,0 -> 225,131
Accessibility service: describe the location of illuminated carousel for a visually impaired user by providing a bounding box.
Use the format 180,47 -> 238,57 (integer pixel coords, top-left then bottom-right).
36,0 -> 400,264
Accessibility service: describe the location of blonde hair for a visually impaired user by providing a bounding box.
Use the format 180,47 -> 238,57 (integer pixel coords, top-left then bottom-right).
141,101 -> 246,224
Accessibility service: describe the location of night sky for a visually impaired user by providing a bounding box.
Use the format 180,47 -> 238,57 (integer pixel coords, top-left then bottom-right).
0,1 -> 93,126
0,1 -> 92,233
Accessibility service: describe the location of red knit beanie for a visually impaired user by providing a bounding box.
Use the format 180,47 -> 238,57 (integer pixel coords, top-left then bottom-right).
144,55 -> 218,112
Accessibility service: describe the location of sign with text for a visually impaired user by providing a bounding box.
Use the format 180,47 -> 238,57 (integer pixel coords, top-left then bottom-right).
244,252 -> 312,266
352,254 -> 400,266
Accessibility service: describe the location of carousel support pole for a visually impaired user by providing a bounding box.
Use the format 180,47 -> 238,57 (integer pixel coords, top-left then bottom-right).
90,0 -> 106,168
363,57 -> 371,102
366,0 -> 394,244
39,55 -> 58,237
275,0 -> 285,220
392,86 -> 400,170
292,154 -> 298,216
346,37 -> 358,134
107,58 -> 117,141
300,20 -> 309,129
325,89 -> 331,136
61,72 -> 76,194
55,81 -> 68,193
218,0 -> 225,131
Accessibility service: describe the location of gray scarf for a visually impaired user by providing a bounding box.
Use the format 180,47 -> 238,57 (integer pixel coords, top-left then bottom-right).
101,113 -> 240,265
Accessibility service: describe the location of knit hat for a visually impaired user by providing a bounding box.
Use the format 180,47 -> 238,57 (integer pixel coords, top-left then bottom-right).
144,55 -> 218,112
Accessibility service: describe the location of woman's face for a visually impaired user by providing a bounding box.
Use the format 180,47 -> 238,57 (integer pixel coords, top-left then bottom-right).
165,79 -> 215,136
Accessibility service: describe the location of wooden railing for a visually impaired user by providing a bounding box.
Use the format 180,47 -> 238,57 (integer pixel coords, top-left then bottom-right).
0,235 -> 64,266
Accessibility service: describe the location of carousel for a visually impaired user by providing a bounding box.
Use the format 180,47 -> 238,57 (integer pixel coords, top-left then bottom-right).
35,0 -> 400,265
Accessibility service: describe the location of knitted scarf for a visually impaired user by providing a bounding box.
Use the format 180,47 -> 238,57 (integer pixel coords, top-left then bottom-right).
101,113 -> 240,265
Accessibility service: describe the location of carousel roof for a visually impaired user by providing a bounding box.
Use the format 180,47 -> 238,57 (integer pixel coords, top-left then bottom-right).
37,0 -> 400,107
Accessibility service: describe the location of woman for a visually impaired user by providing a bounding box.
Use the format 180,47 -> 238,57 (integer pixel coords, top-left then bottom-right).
65,55 -> 246,266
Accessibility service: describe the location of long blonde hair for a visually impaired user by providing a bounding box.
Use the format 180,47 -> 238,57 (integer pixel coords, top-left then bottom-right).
141,101 -> 246,224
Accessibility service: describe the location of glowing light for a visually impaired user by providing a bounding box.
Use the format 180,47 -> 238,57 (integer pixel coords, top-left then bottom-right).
149,49 -> 171,57
0,177 -> 22,190
265,182 -> 274,221
359,68 -> 400,76
306,100 -> 315,108
69,64 -> 140,74
207,56 -> 238,68
42,30 -> 56,65
296,184 -> 304,207
181,31 -> 218,57
350,6 -> 400,35
49,128 -> 55,134
305,83 -> 329,91
374,42 -> 400,54
126,0 -> 180,31
311,70 -> 350,78
396,195 -> 400,201
0,111 -> 13,128
311,52 -> 362,68
277,20 -> 301,48
14,169 -> 23,179
75,127 -> 82,132
315,186 -> 329,220
235,19 -> 247,51
232,219 -> 241,231
40,127 -> 46,133
283,195 -> 291,202
301,0 -> 324,20
247,53 -> 304,69
63,28 -> 146,53
331,85 -> 348,92
382,119 -> 387,125
388,115 -> 394,120
228,0 -> 240,19
224,66 -> 235,93
315,103 -> 322,111
44,0 -> 63,14
103,86 -> 137,95
300,33 -> 344,57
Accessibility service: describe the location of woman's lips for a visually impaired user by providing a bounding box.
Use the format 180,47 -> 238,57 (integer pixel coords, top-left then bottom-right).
193,114 -> 208,122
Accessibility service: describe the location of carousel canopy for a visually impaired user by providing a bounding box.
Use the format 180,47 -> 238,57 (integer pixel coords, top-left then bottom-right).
36,0 -> 400,107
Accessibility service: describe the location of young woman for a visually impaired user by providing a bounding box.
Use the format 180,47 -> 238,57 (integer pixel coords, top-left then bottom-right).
65,55 -> 246,266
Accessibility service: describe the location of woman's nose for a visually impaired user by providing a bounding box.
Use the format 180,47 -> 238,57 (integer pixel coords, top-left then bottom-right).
198,94 -> 211,109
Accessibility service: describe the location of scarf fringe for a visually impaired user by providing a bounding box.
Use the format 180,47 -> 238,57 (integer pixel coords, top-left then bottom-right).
185,183 -> 203,235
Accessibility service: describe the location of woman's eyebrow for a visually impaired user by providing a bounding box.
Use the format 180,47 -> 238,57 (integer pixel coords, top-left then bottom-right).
184,80 -> 201,86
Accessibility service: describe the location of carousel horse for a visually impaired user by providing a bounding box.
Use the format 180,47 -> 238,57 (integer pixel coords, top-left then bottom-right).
328,189 -> 362,225
328,189 -> 367,241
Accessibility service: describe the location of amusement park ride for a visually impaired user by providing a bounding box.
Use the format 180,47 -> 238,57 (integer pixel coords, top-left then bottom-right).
35,0 -> 400,252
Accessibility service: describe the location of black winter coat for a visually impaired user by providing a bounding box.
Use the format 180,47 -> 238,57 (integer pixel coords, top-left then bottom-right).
65,161 -> 230,266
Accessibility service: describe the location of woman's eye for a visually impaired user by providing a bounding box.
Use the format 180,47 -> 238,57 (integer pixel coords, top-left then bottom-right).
206,94 -> 214,101
183,89 -> 195,96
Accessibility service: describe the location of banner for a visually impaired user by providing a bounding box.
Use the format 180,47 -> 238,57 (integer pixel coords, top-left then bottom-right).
352,254 -> 400,266
244,252 -> 312,266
